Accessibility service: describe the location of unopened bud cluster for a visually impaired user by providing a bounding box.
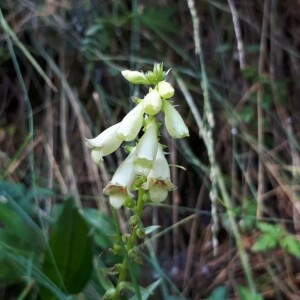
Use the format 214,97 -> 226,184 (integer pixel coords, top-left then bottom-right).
86,63 -> 189,208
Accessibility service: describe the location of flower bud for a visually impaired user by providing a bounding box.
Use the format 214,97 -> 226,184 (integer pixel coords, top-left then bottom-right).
102,289 -> 117,300
129,215 -> 138,227
117,102 -> 145,141
163,100 -> 189,139
142,89 -> 162,115
121,70 -> 149,84
128,248 -> 137,260
103,148 -> 137,208
123,197 -> 136,209
136,228 -> 145,239
157,81 -> 174,99
122,234 -> 131,244
142,144 -> 176,203
86,123 -> 123,163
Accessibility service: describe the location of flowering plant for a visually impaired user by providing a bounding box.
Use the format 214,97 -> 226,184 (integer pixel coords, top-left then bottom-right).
86,63 -> 189,298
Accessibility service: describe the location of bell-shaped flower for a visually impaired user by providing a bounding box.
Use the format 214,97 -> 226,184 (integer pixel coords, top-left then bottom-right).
162,100 -> 189,139
142,89 -> 162,115
134,119 -> 159,176
117,102 -> 145,141
142,144 -> 176,203
157,81 -> 174,99
86,123 -> 123,164
103,148 -> 137,208
122,70 -> 149,85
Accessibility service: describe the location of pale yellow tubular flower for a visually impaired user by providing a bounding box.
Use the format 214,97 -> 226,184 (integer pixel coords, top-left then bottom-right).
142,89 -> 162,115
103,148 -> 137,208
86,123 -> 122,163
162,100 -> 189,139
121,70 -> 149,84
142,144 -> 176,203
117,102 -> 145,141
134,119 -> 159,176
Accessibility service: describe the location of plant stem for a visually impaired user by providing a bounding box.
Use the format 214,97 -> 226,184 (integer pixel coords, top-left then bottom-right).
115,188 -> 144,299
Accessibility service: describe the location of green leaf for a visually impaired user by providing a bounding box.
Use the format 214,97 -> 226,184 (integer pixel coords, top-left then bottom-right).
42,198 -> 93,295
242,66 -> 258,80
0,244 -> 68,300
238,107 -> 254,123
252,234 -> 277,252
0,181 -> 25,202
0,193 -> 45,253
129,279 -> 161,300
206,286 -> 227,300
280,235 -> 300,259
83,208 -> 115,248
257,222 -> 283,237
237,285 -> 263,300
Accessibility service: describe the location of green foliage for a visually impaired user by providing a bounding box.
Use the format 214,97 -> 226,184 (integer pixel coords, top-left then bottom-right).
252,222 -> 300,258
0,180 -> 122,298
83,208 -> 115,249
252,234 -> 277,252
237,285 -> 263,300
239,198 -> 257,232
238,107 -> 254,123
206,286 -> 227,300
42,197 -> 93,295
0,181 -> 46,283
129,279 -> 161,300
279,235 -> 300,259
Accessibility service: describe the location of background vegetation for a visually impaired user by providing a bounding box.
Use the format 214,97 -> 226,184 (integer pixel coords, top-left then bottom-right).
1,0 -> 300,299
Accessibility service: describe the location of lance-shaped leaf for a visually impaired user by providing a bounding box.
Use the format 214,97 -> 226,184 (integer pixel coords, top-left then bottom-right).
42,198 -> 93,295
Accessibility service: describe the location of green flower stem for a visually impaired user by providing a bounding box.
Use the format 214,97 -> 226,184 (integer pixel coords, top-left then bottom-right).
115,188 -> 145,298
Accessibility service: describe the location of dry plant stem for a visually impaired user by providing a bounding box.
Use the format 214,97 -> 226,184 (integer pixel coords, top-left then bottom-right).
227,0 -> 246,69
44,143 -> 68,196
170,138 -> 180,268
0,9 -> 35,185
242,132 -> 300,218
33,39 -> 109,212
45,64 -> 54,217
186,0 -> 256,294
265,261 -> 298,300
0,10 -> 56,91
187,0 -> 217,254
59,49 -> 81,207
286,122 -> 300,239
257,0 -> 270,220
115,188 -> 145,299
231,129 -> 238,202
4,135 -> 42,178
183,180 -> 207,292
176,74 -> 257,294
